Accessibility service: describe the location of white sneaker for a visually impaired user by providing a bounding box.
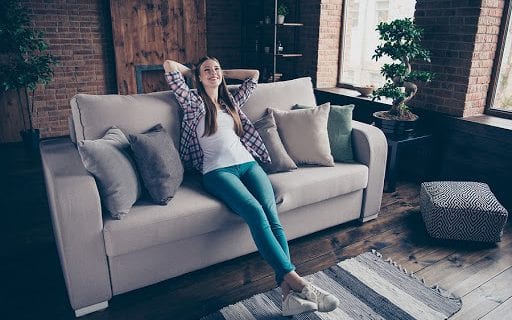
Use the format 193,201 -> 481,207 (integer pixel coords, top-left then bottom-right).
299,283 -> 339,313
282,291 -> 318,316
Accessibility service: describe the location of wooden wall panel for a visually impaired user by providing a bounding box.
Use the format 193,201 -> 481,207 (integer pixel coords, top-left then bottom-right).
110,0 -> 207,94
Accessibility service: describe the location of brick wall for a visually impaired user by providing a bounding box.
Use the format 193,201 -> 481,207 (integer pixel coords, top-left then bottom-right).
413,0 -> 505,117
315,0 -> 343,88
465,0 -> 504,116
19,0 -> 117,140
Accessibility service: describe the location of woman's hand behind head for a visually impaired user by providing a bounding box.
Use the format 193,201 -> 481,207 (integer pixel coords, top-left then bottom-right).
163,60 -> 178,73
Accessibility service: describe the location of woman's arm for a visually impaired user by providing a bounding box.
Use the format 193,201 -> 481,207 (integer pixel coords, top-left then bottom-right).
228,70 -> 259,108
222,69 -> 259,82
163,60 -> 193,78
163,60 -> 200,112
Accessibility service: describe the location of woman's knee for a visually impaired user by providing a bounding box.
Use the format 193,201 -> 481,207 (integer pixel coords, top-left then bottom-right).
240,202 -> 271,227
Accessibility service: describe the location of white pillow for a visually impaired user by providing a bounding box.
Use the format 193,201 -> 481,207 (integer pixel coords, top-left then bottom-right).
269,103 -> 334,167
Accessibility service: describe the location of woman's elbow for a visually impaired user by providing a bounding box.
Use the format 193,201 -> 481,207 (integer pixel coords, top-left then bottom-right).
252,70 -> 260,81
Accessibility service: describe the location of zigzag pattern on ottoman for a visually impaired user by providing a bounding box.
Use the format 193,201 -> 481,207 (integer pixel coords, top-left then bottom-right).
420,181 -> 508,242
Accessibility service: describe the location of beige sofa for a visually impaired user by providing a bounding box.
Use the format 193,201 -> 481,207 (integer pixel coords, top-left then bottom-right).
40,77 -> 387,317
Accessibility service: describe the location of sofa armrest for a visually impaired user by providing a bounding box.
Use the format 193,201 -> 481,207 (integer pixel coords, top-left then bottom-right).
351,121 -> 387,222
40,138 -> 112,311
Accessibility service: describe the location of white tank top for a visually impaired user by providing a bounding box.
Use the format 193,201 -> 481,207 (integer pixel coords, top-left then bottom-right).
197,110 -> 254,174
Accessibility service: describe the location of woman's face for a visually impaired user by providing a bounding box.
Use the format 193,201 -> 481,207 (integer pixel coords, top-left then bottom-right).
199,59 -> 223,89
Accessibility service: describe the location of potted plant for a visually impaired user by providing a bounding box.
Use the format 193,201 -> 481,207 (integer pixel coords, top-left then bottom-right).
0,0 -> 58,153
277,3 -> 289,24
371,18 -> 433,136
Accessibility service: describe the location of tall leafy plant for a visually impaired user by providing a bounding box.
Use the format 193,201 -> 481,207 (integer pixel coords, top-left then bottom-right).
372,18 -> 433,120
0,0 -> 58,132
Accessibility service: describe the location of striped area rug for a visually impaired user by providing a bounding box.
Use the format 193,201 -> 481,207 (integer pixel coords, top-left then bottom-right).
201,250 -> 462,319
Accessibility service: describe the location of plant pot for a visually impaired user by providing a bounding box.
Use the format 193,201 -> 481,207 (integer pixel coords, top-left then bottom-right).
277,15 -> 285,24
20,128 -> 41,156
372,111 -> 418,137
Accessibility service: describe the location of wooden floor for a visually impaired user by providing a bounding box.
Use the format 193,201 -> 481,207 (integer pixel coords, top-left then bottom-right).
1,142 -> 511,320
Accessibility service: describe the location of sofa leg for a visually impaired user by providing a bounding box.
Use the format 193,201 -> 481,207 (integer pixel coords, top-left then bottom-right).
360,213 -> 378,223
75,301 -> 109,317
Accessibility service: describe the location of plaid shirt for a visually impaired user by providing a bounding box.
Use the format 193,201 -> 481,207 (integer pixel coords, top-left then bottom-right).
165,71 -> 270,172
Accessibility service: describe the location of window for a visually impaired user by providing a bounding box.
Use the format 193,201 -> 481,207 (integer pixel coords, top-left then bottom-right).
338,0 -> 416,88
488,1 -> 512,118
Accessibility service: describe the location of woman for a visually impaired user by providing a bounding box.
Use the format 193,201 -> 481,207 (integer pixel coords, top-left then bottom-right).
163,57 -> 339,316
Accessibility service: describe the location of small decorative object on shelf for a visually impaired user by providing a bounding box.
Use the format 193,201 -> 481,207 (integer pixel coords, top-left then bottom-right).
353,85 -> 375,97
277,41 -> 284,53
277,3 -> 289,24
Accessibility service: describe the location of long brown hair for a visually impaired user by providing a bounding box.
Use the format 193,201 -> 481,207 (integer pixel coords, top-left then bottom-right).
194,56 -> 244,137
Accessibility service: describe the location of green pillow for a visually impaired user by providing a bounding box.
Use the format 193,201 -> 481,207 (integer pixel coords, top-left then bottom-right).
293,103 -> 355,163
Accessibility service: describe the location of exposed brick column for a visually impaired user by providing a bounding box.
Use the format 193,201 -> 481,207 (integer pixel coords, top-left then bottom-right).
465,0 -> 504,116
413,0 -> 505,117
315,0 -> 343,88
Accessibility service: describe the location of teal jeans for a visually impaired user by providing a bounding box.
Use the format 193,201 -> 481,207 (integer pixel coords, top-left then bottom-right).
203,161 -> 295,285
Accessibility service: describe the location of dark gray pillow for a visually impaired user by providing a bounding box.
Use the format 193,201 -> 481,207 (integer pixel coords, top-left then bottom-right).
294,103 -> 355,163
78,127 -> 141,219
253,112 -> 297,173
129,124 -> 184,205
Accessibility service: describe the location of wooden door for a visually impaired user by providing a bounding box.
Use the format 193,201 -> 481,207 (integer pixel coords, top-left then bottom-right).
110,0 -> 207,94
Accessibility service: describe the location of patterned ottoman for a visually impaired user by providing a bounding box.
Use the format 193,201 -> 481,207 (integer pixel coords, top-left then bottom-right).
420,181 -> 508,242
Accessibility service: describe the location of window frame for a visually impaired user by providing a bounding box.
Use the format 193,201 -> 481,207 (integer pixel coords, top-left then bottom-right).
486,0 -> 512,120
336,0 -> 416,89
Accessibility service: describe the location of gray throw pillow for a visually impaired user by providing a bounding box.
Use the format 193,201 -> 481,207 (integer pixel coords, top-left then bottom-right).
269,103 -> 334,167
129,124 -> 184,205
294,103 -> 355,162
78,127 -> 141,219
253,112 -> 297,173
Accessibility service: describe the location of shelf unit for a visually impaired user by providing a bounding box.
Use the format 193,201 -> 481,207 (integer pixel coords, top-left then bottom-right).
241,0 -> 302,82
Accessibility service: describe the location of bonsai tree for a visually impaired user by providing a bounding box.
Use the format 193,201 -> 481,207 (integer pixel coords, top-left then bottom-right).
0,0 -> 58,140
372,18 -> 433,121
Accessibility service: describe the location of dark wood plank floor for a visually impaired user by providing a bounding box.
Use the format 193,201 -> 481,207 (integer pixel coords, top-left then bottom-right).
1,142 -> 511,320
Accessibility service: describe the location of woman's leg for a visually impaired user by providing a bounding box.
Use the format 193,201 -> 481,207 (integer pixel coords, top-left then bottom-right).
239,164 -> 336,306
239,162 -> 291,262
203,165 -> 295,286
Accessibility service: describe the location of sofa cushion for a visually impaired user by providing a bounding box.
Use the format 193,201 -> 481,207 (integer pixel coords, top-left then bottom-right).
103,177 -> 239,257
294,104 -> 355,163
270,103 -> 335,166
269,163 -> 368,213
77,127 -> 142,219
70,91 -> 182,149
128,124 -> 184,205
253,111 -> 297,173
103,163 -> 368,257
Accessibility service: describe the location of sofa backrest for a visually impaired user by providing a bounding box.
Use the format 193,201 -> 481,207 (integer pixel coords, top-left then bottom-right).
70,91 -> 182,147
70,77 -> 317,144
236,77 -> 317,122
